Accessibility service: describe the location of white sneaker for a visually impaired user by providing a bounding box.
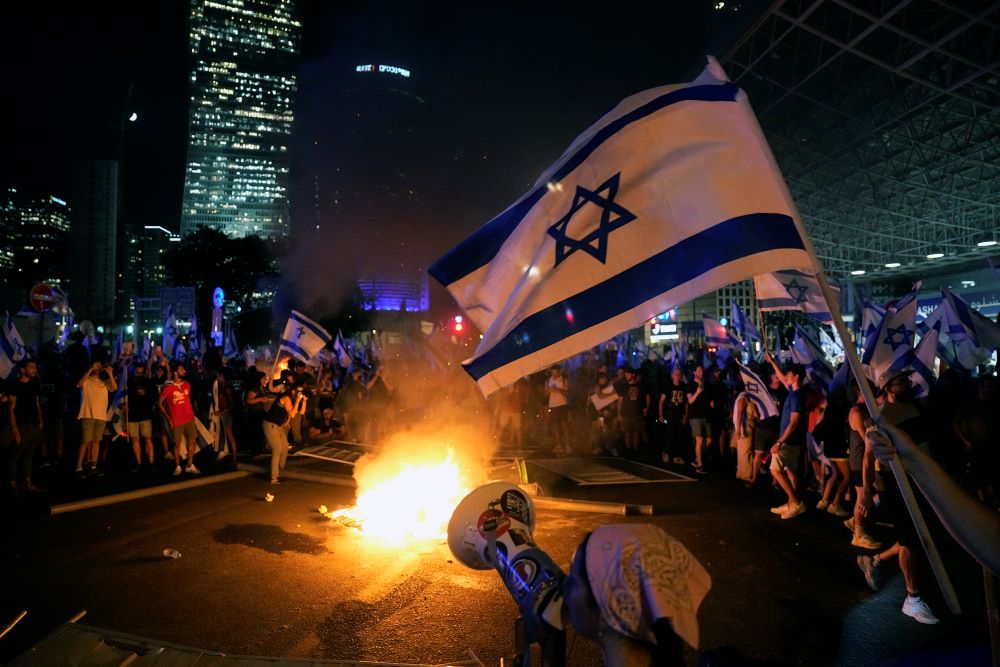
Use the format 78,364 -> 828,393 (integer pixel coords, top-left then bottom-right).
770,503 -> 790,515
827,503 -> 851,517
901,596 -> 939,624
781,503 -> 806,520
165,452 -> 174,460
851,533 -> 882,550
843,517 -> 856,533
816,499 -> 829,511
187,465 -> 202,475
172,466 -> 182,477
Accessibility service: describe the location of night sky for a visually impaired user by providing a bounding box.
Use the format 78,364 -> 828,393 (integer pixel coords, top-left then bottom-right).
2,0 -> 754,317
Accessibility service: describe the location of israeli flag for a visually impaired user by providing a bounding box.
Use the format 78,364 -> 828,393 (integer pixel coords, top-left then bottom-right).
703,312 -> 739,349
1,314 -> 26,380
189,313 -> 200,355
735,360 -> 778,420
791,324 -> 834,388
112,329 -> 124,364
163,306 -> 179,358
864,291 -> 917,385
430,59 -> 814,394
921,289 -> 1000,370
105,364 -> 129,421
754,270 -> 838,323
224,329 -> 238,359
909,321 -> 940,399
730,299 -> 762,344
334,330 -> 353,368
279,310 -> 332,362
861,301 -> 887,341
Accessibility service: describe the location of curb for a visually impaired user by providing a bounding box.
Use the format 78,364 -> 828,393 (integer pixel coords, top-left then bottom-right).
237,462 -> 356,488
50,470 -> 251,515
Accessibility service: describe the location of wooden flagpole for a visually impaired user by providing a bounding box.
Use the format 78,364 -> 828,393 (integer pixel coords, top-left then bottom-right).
738,93 -> 961,614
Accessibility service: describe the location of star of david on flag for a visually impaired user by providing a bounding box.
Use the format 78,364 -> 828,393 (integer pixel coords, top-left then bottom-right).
279,310 -> 333,363
430,58 -> 816,394
863,290 -> 917,385
547,173 -> 637,267
754,270 -> 838,324
735,360 -> 778,420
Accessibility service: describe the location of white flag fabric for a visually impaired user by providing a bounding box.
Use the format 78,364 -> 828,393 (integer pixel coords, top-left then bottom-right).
430,60 -> 814,394
921,289 -> 1000,370
861,301 -> 887,341
334,330 -> 353,368
702,312 -> 739,349
754,270 -> 838,323
279,310 -> 332,362
863,291 -> 917,386
909,321 -> 940,399
163,306 -> 178,358
731,299 -> 762,344
1,315 -> 26,380
791,324 -> 834,388
735,361 -> 778,420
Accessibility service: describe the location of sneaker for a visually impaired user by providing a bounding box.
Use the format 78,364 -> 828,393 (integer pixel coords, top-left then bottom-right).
216,450 -> 230,461
827,503 -> 851,518
843,517 -> 856,533
187,465 -> 202,475
165,451 -> 174,460
901,595 -> 940,625
851,533 -> 883,550
781,503 -> 806,520
816,499 -> 829,511
770,503 -> 790,515
172,466 -> 182,477
694,466 -> 708,475
75,468 -> 86,478
857,555 -> 882,591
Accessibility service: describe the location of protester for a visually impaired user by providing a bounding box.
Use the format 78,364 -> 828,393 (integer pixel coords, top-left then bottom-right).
617,367 -> 649,456
261,378 -> 297,484
7,360 -> 44,492
846,381 -> 881,549
157,361 -> 201,476
764,356 -> 807,519
658,367 -> 689,465
126,363 -> 157,472
76,359 -> 116,477
686,365 -> 713,474
545,365 -> 571,455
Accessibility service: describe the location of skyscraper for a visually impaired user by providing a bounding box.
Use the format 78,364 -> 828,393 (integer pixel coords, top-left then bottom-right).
0,188 -> 71,308
70,160 -> 118,323
180,0 -> 301,239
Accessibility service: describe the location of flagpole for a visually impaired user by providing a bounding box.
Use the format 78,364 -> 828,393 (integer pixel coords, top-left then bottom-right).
738,93 -> 961,614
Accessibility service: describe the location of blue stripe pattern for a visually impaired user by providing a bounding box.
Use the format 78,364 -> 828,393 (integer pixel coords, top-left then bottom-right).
291,312 -> 333,345
464,212 -> 804,381
430,83 -> 741,286
281,339 -> 312,361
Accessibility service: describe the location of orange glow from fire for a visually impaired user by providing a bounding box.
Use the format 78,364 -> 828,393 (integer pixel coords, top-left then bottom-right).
330,432 -> 488,545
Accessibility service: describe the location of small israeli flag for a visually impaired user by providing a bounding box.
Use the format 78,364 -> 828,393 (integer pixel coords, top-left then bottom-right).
909,321 -> 940,399
703,312 -> 740,349
754,270 -> 838,323
791,324 -> 834,388
735,360 -> 778,420
730,299 -> 762,344
279,310 -> 332,362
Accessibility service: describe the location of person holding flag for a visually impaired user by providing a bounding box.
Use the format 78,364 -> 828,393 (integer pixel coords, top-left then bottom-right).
157,361 -> 201,476
763,353 -> 808,519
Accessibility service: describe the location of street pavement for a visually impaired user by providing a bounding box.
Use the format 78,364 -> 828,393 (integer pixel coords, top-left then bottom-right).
0,460 -> 991,666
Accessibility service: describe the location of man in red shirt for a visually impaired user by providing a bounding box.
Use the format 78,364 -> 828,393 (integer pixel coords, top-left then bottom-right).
157,362 -> 201,476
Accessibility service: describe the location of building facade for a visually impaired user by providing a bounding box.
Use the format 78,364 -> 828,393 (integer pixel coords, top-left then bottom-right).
69,159 -> 118,323
0,188 -> 72,306
180,0 -> 301,239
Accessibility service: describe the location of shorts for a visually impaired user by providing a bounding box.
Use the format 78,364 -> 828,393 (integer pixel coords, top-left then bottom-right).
689,418 -> 711,439
128,419 -> 153,439
806,432 -> 823,460
753,427 -> 777,453
621,416 -> 644,434
220,413 -> 233,429
878,471 -> 918,548
497,411 -> 521,429
770,444 -> 800,474
80,418 -> 107,442
171,420 -> 197,444
548,405 -> 569,425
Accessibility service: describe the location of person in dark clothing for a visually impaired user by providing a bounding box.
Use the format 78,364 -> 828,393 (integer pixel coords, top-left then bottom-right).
659,367 -> 689,465
7,360 -> 45,493
126,363 -> 158,470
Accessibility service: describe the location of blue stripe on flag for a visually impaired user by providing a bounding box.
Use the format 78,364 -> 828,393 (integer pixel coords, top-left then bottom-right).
290,312 -> 333,345
464,212 -> 804,380
430,83 -> 742,285
280,339 -> 312,362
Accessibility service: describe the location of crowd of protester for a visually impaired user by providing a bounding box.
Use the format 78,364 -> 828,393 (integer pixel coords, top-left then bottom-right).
487,343 -> 999,627
3,328 -> 998,631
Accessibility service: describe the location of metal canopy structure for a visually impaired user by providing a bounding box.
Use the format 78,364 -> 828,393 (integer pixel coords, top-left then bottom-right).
721,0 -> 1000,281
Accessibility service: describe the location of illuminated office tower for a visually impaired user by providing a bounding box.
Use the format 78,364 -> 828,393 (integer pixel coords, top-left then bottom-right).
180,0 -> 301,239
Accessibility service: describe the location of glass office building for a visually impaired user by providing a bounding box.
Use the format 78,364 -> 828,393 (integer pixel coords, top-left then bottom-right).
180,0 -> 300,239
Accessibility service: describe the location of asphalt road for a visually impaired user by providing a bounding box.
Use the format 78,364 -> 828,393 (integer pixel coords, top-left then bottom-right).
0,460 -> 991,666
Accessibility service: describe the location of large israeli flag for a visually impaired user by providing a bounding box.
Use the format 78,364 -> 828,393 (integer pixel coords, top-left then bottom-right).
279,310 -> 332,362
430,59 -> 815,394
754,270 -> 838,323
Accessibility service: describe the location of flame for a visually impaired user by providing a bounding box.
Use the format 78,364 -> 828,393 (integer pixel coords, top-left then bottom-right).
332,446 -> 473,544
